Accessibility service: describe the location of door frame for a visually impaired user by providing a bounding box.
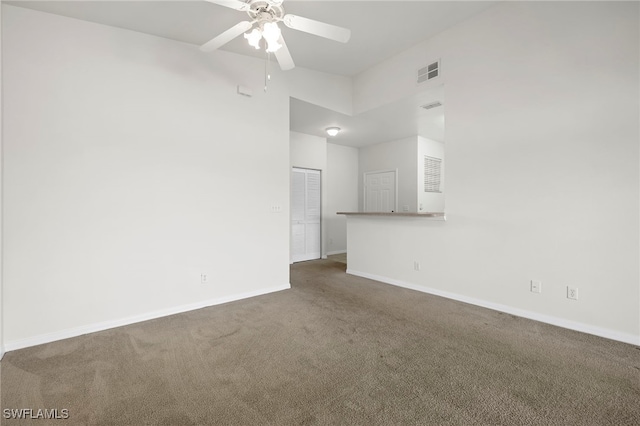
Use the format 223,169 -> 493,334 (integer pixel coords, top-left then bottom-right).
363,169 -> 398,213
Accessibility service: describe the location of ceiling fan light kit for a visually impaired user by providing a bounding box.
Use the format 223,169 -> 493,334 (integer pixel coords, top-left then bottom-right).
263,22 -> 283,52
244,28 -> 262,49
201,0 -> 351,72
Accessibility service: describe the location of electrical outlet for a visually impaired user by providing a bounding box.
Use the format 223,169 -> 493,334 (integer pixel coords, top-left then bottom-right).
200,273 -> 209,284
530,280 -> 542,294
402,205 -> 410,212
567,286 -> 578,300
414,261 -> 421,271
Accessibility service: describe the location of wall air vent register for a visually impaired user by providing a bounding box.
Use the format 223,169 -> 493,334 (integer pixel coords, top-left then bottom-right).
417,60 -> 440,84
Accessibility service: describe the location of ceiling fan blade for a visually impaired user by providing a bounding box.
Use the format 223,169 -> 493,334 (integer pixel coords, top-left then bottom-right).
200,21 -> 253,52
274,36 -> 295,71
282,14 -> 351,43
203,0 -> 251,12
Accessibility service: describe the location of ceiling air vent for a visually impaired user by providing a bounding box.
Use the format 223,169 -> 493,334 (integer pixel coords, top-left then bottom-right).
420,101 -> 442,111
417,60 -> 440,84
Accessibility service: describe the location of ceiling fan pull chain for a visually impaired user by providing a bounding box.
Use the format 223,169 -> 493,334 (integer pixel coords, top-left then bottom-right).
264,50 -> 272,92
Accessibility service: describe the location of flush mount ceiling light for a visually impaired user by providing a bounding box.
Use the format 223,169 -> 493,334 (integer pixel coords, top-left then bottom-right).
326,127 -> 341,137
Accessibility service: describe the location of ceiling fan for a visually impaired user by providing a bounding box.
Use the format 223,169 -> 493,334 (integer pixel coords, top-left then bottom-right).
200,0 -> 351,71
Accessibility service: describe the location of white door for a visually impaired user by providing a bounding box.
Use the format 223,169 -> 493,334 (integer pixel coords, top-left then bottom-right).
364,170 -> 397,212
291,168 -> 321,263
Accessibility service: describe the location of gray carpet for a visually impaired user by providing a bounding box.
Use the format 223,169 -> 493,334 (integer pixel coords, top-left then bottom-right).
1,259 -> 639,425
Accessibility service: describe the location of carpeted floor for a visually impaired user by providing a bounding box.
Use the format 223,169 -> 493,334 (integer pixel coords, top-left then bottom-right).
327,253 -> 347,264
1,259 -> 639,425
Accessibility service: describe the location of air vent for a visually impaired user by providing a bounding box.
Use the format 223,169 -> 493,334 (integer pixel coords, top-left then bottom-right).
420,101 -> 442,111
417,60 -> 440,84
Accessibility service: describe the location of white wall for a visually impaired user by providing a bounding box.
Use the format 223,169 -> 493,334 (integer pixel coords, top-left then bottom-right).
348,2 -> 639,344
286,67 -> 353,116
353,34 -> 446,115
3,5 -> 293,349
359,136 -> 417,212
290,131 -> 328,260
290,131 -> 327,171
418,136 -> 445,213
326,143 -> 358,254
3,1 -> 638,351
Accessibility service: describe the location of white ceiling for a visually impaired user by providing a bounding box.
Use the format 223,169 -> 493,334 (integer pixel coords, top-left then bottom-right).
6,0 -> 497,147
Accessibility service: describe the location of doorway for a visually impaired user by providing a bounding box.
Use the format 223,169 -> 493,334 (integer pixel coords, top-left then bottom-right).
291,167 -> 321,263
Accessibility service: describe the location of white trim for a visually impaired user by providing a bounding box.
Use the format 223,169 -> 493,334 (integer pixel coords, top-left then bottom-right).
346,269 -> 640,346
4,284 -> 291,353
0,346 -> 4,361
327,250 -> 347,256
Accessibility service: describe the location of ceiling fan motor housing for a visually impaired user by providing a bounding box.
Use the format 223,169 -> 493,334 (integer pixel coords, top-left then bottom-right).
247,1 -> 284,23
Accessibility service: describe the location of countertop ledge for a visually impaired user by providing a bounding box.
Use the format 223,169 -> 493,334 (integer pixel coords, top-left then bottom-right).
337,212 -> 445,218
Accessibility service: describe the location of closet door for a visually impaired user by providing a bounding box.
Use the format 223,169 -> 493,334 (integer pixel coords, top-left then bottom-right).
291,168 -> 321,263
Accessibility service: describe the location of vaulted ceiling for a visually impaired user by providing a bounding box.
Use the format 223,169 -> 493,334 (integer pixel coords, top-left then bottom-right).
6,1 -> 498,146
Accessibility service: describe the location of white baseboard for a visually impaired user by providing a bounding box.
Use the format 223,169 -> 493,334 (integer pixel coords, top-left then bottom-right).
4,283 -> 291,353
0,345 -> 4,361
327,250 -> 347,256
347,269 -> 640,346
